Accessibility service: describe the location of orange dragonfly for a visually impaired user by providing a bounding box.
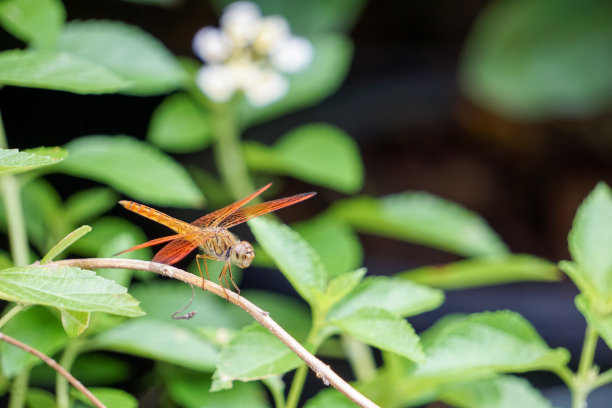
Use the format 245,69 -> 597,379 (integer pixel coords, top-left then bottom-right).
117,183 -> 316,293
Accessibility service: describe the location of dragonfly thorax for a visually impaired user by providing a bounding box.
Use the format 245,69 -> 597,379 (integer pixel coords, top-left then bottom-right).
230,241 -> 255,268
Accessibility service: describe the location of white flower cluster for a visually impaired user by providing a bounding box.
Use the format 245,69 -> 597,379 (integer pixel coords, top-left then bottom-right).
192,1 -> 314,107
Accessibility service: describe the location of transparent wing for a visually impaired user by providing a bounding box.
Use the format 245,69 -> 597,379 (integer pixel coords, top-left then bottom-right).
115,234 -> 184,256
152,237 -> 202,265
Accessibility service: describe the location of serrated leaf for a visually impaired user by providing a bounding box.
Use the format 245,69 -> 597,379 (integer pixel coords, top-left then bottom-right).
57,20 -> 187,95
245,123 -> 363,193
41,225 -> 91,264
440,375 -> 554,408
566,182 -> 612,305
249,217 -> 327,305
318,268 -> 366,311
294,216 -> 363,277
60,309 -> 90,337
415,311 -> 570,377
212,324 -> 301,390
59,135 -> 204,207
575,294 -> 612,351
0,0 -> 65,49
72,387 -> 138,408
0,50 -> 130,93
329,193 -> 509,257
92,318 -> 218,371
65,188 -> 117,225
333,308 -> 424,363
400,255 -> 560,290
460,0 -> 612,120
0,266 -> 144,317
330,276 -> 444,320
0,147 -> 64,176
148,93 -> 214,153
2,306 -> 67,377
239,34 -> 352,127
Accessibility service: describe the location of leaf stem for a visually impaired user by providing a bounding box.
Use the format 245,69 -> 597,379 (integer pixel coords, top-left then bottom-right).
572,325 -> 599,408
8,368 -> 28,408
341,334 -> 376,381
56,339 -> 84,408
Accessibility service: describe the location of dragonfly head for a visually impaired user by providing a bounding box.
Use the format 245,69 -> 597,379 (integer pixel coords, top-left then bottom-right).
230,241 -> 255,268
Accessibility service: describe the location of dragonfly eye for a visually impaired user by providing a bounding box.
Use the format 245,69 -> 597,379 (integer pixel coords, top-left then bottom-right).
231,241 -> 255,268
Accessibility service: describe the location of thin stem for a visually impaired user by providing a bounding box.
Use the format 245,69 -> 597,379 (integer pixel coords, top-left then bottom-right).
286,365 -> 308,408
0,304 -> 26,330
8,369 -> 28,408
572,325 -> 599,408
56,339 -> 83,408
48,258 -> 380,408
594,367 -> 612,389
341,334 -> 376,381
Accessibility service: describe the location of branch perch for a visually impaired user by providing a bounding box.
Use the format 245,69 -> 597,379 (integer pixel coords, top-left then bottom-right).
48,258 -> 380,408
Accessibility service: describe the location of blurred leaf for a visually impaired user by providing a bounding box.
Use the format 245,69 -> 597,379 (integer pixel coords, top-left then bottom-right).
72,387 -> 138,408
59,135 -> 204,207
212,324 -> 301,390
41,225 -> 91,264
240,34 -> 352,127
93,318 -> 218,371
148,93 -> 214,153
294,216 -> 363,277
121,0 -> 182,6
460,0 -> 612,119
29,353 -> 131,386
0,0 -> 65,49
575,295 -> 612,351
65,188 -> 117,225
0,266 -> 144,316
303,388 -> 356,408
319,268 -> 366,311
0,147 -> 64,176
57,20 -> 187,96
330,276 -> 444,320
60,309 -> 90,337
329,193 -> 509,257
415,311 -> 570,377
71,217 -> 147,257
400,255 -> 560,290
440,375 -> 554,408
333,308 -> 424,363
0,50 -> 130,93
167,369 -> 270,408
2,306 -> 67,377
25,388 -> 56,408
249,217 -> 327,305
565,182 -> 612,310
245,123 -> 363,193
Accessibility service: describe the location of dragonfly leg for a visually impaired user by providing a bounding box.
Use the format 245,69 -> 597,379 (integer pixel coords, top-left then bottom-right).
227,264 -> 241,296
219,263 -> 230,299
196,254 -> 215,289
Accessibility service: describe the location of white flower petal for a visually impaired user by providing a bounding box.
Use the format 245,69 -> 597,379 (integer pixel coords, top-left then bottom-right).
270,36 -> 314,73
195,65 -> 237,102
243,69 -> 288,107
221,1 -> 261,46
192,27 -> 233,63
229,58 -> 260,88
253,16 -> 290,55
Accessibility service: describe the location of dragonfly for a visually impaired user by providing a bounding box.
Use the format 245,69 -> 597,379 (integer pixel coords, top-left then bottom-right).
117,183 -> 316,294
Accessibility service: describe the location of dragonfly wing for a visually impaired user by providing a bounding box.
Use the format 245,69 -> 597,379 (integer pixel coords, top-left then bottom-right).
192,183 -> 272,228
115,234 -> 184,256
152,234 -> 204,265
219,192 -> 316,228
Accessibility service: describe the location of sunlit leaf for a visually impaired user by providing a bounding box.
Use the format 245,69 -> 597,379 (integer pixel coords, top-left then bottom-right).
57,20 -> 187,95
0,147 -> 64,176
41,225 -> 91,264
59,135 -> 204,207
0,0 -> 65,49
0,50 -> 130,93
60,309 -> 90,337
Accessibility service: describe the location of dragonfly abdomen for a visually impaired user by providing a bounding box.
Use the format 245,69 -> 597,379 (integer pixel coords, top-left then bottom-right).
119,200 -> 192,234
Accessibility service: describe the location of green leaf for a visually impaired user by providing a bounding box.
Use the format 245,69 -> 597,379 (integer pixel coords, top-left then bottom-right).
59,135 -> 204,207
65,188 -> 118,225
566,182 -> 612,307
294,216 -> 363,277
249,217 -> 327,304
38,353 -> 131,385
0,0 -> 65,49
167,369 -> 270,408
0,50 -> 130,93
0,147 -> 64,176
57,20 -> 187,95
72,387 -> 138,408
415,311 -> 570,377
303,388 -> 356,408
212,324 -> 301,390
245,123 -> 363,193
148,93 -> 214,153
0,266 -> 144,317
460,0 -> 612,120
2,306 -> 67,377
575,294 -> 612,351
329,193 -> 509,257
92,318 -> 218,371
71,217 -> 147,257
330,276 -> 444,320
41,225 -> 91,264
333,308 -> 425,363
320,268 -> 366,310
400,255 -> 560,290
60,309 -> 90,337
25,388 -> 56,408
440,375 -> 554,408
240,34 -> 352,127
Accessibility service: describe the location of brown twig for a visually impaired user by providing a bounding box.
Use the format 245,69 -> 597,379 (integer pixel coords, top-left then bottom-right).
48,258 -> 380,408
0,332 -> 105,408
